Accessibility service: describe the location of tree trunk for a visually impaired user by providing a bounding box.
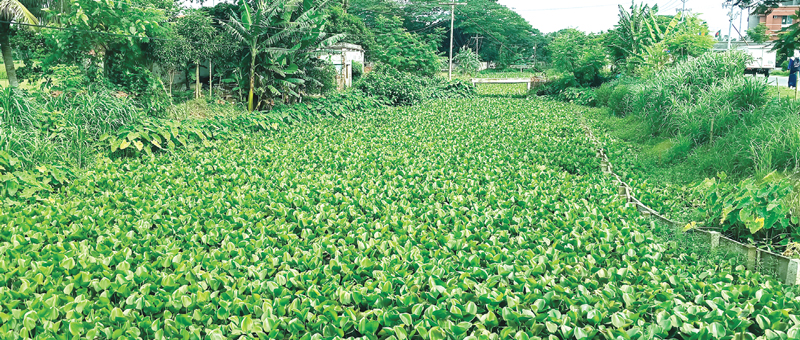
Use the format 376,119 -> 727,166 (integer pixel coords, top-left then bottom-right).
0,23 -> 19,88
195,63 -> 200,99
248,51 -> 256,112
208,60 -> 213,99
184,66 -> 190,91
169,70 -> 174,99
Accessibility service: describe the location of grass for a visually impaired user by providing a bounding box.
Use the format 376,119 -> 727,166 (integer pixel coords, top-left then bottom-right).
0,87 -> 144,171
0,61 -> 25,80
771,85 -> 800,99
771,70 -> 790,76
167,98 -> 247,120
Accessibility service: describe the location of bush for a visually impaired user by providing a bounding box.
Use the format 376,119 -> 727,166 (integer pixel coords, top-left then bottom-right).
305,60 -> 338,96
555,87 -> 596,107
454,47 -> 481,75
533,73 -> 579,96
607,85 -> 631,116
595,83 -> 614,107
352,61 -> 364,81
355,64 -> 475,106
0,84 -> 144,171
697,173 -> 798,247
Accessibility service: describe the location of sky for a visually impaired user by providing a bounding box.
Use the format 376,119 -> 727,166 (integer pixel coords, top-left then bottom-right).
496,0 -> 743,36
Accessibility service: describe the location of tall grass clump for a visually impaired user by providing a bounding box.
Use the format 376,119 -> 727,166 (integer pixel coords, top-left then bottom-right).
595,51 -> 800,178
0,86 -> 144,170
626,51 -> 752,133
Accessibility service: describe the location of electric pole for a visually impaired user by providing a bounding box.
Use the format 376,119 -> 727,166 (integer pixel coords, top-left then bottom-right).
680,0 -> 687,22
440,1 -> 466,81
726,2 -> 739,50
471,35 -> 484,55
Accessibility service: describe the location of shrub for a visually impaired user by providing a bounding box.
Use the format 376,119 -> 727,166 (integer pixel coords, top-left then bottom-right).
670,77 -> 769,144
352,61 -> 364,81
304,60 -> 338,96
355,64 -> 474,106
595,83 -> 614,107
555,87 -> 596,107
454,47 -> 481,75
0,85 -> 144,171
533,73 -> 578,96
607,85 -> 631,116
697,173 -> 798,247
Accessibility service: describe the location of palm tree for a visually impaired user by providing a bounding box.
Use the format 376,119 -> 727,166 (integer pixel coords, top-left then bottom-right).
0,0 -> 40,87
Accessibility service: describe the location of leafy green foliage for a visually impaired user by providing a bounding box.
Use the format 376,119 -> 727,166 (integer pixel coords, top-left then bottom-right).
549,29 -> 608,87
607,4 -> 714,75
0,86 -> 143,171
354,64 -> 474,106
302,59 -> 338,96
352,61 -> 364,82
554,87 -> 597,107
2,95 -> 800,339
532,73 -> 579,97
43,0 -> 170,86
698,173 -> 798,246
220,0 -> 341,110
370,15 -> 441,77
0,150 -> 73,204
454,46 -> 481,76
773,9 -> 800,58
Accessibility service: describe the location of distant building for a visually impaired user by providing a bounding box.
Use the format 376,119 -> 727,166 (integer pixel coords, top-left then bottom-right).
318,43 -> 365,89
748,0 -> 800,40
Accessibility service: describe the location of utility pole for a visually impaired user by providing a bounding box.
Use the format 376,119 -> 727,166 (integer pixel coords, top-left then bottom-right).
680,0 -> 687,23
471,35 -> 484,55
440,1 -> 466,81
726,2 -> 739,50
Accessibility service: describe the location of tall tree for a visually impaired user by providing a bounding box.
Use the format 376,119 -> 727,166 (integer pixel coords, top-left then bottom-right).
550,29 -> 608,87
176,10 -> 216,99
370,15 -> 440,76
152,26 -> 189,98
773,9 -> 800,58
44,0 -> 169,91
0,0 -> 40,87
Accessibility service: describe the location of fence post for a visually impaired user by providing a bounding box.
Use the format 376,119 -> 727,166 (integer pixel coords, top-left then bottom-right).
709,231 -> 720,249
746,245 -> 758,271
787,259 -> 800,285
618,183 -> 628,200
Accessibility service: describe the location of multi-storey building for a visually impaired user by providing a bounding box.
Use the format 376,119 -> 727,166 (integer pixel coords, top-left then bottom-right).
748,0 -> 800,39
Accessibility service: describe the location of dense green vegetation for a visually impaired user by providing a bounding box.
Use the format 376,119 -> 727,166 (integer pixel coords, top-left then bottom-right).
3,91 -> 800,339
4,0 -> 800,338
577,51 -> 800,252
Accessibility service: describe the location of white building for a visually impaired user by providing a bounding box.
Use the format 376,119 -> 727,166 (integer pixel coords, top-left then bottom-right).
318,43 -> 365,89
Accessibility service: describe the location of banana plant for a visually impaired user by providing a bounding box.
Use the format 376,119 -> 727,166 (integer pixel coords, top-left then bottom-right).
221,0 -> 339,111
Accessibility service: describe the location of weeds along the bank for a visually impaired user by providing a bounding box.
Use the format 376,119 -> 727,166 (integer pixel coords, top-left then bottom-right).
0,68 -> 477,204
355,64 -> 476,106
560,51 -> 800,252
0,86 -> 144,171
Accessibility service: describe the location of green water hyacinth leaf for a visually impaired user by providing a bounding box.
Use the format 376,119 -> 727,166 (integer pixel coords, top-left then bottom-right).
400,313 -> 413,326
429,327 -> 446,340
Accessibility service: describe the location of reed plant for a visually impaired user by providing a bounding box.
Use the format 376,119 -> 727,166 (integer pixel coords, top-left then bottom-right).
0,86 -> 144,171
